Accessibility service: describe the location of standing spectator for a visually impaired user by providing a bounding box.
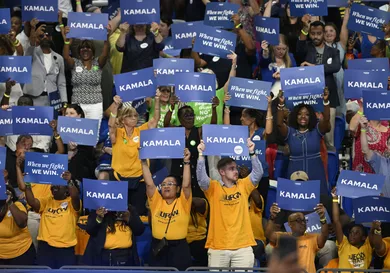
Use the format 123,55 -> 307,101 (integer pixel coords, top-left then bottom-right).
10,11 -> 31,54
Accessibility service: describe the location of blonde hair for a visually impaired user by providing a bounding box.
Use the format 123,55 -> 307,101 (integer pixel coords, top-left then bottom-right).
270,34 -> 292,68
116,106 -> 138,127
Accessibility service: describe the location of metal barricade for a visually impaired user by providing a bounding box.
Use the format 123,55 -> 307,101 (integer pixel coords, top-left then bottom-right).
0,265 -> 52,269
317,269 -> 390,273
59,266 -> 179,271
186,267 -> 268,272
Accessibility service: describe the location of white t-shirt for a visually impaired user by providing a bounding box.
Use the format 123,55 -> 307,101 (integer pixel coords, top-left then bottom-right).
58,0 -> 73,17
16,31 -> 30,56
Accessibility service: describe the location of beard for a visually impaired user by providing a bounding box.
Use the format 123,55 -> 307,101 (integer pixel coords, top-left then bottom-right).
40,39 -> 53,49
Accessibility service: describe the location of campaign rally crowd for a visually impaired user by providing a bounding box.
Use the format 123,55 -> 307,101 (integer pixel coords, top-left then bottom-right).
0,0 -> 390,272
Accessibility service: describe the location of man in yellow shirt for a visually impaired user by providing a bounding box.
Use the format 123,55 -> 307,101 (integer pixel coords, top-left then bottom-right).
196,138 -> 263,267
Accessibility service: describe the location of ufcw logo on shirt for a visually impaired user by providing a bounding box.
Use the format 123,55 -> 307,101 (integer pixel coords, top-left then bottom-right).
47,206 -> 68,215
222,191 -> 241,201
159,210 -> 179,218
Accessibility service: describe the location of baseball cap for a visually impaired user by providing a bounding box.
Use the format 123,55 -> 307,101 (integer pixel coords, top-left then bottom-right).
290,171 -> 309,181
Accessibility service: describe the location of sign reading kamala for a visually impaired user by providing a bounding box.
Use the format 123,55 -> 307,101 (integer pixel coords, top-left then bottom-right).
277,178 -> 320,212
286,94 -> 324,112
12,106 -> 53,136
153,58 -> 194,86
344,70 -> 387,98
174,72 -> 216,103
230,140 -> 266,168
363,91 -> 390,121
0,146 -> 6,170
57,116 -> 99,146
171,21 -> 203,49
336,170 -> 385,199
204,2 -> 239,29
83,179 -> 128,211
254,16 -> 280,45
0,56 -> 32,84
21,0 -> 58,22
348,4 -> 390,39
227,77 -> 271,111
68,12 -> 108,41
162,37 -> 181,57
24,152 -> 68,186
139,127 -> 185,159
0,8 -> 10,34
353,196 -> 390,223
193,25 -> 236,59
348,58 -> 389,72
120,0 -> 160,25
0,107 -> 12,136
281,65 -> 325,97
202,125 -> 249,156
289,0 -> 328,17
284,211 -> 331,235
114,67 -> 156,102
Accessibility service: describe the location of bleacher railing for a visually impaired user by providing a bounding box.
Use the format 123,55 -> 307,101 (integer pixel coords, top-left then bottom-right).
317,269 -> 390,273
186,267 -> 307,272
59,266 -> 179,271
0,265 -> 52,269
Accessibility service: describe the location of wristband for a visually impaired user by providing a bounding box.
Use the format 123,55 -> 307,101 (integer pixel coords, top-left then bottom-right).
332,199 -> 339,203
235,23 -> 242,29
278,104 -> 285,107
96,217 -> 102,224
63,102 -> 68,108
59,24 -> 64,28
361,129 -> 367,133
320,218 -> 327,224
301,29 -> 309,36
183,161 -> 191,165
374,229 -> 382,235
25,182 -> 32,188
357,110 -> 364,116
198,152 -> 203,157
153,30 -> 159,36
323,100 -> 330,106
13,40 -> 20,46
249,151 -> 256,156
76,1 -> 81,4
110,112 -> 117,118
3,93 -> 10,98
169,105 -> 173,112
54,134 -> 61,140
385,37 -> 390,41
64,41 -> 70,45
266,116 -> 273,120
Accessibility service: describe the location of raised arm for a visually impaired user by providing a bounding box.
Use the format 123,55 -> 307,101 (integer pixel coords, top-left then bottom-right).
1,79 -> 15,106
265,203 -> 281,245
223,51 -> 238,93
6,193 -> 27,228
50,120 -> 65,154
248,138 -> 263,186
62,171 -> 80,212
141,159 -> 157,198
276,93 -> 288,138
98,38 -> 110,69
339,5 -> 350,51
151,22 -> 163,44
315,203 -> 329,248
265,96 -> 273,134
263,0 -> 273,17
148,90 -> 161,129
196,140 -> 211,191
62,26 -> 75,68
348,102 -> 363,133
210,96 -> 219,125
232,15 -> 256,55
318,87 -> 331,135
25,183 -> 41,213
332,192 -> 344,245
116,23 -> 129,52
369,221 -> 386,256
182,148 -> 192,199
108,95 -> 122,145
360,116 -> 374,160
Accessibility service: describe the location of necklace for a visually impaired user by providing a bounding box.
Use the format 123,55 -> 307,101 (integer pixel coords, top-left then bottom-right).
299,129 -> 309,134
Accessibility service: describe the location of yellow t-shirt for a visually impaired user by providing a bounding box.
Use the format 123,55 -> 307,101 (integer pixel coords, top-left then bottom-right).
75,215 -> 89,256
0,202 -> 32,259
204,176 -> 256,250
149,188 -> 192,240
337,235 -> 372,269
26,184 -> 52,210
186,200 -> 208,244
112,123 -> 149,178
382,237 -> 390,269
249,197 -> 265,243
104,222 -> 133,250
109,29 -> 123,75
37,196 -> 80,248
274,232 -> 320,273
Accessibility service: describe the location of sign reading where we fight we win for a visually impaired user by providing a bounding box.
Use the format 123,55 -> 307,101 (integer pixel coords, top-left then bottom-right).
174,72 -> 216,103
171,21 -> 202,50
114,67 -> 156,102
227,77 -> 271,111
0,107 -> 12,136
0,56 -> 32,84
284,211 -> 331,235
120,0 -> 160,25
202,125 -> 249,157
12,106 -> 53,136
348,4 -> 390,39
281,65 -> 325,97
344,70 -> 387,98
83,179 -> 128,211
0,8 -> 11,34
57,116 -> 99,146
193,25 -> 236,59
204,2 -> 239,29
153,58 -> 194,86
363,91 -> 390,121
277,178 -> 320,212
139,127 -> 185,159
336,170 -> 385,199
21,0 -> 58,22
24,152 -> 68,185
254,16 -> 280,45
68,12 -> 108,41
353,196 -> 390,223
286,94 -> 324,112
289,0 -> 328,17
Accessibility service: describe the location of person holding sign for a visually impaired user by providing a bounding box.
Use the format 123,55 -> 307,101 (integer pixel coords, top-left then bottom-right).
24,171 -> 81,269
277,88 -> 331,195
196,138 -> 263,268
368,221 -> 390,270
141,148 -> 192,270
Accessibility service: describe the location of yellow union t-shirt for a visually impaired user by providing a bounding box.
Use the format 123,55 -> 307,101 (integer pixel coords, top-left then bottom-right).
204,176 -> 256,250
104,222 -> 133,250
337,235 -> 372,269
0,202 -> 32,259
37,196 -> 80,248
381,237 -> 390,269
149,188 -> 192,240
249,196 -> 266,243
186,199 -> 208,244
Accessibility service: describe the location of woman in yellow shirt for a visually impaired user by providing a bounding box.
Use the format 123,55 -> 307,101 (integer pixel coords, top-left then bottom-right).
108,92 -> 160,216
142,148 -> 192,270
0,186 -> 35,265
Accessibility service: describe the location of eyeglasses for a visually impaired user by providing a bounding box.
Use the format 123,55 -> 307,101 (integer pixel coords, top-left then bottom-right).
184,113 -> 194,118
161,182 -> 177,187
291,218 -> 308,224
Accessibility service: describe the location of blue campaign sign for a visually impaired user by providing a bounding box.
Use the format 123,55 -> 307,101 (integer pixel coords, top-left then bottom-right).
363,91 -> 390,121
120,0 -> 160,25
328,0 -> 348,7
139,127 -> 185,159
49,91 -> 61,112
153,58 -> 194,86
175,72 -> 216,103
202,125 -> 249,156
68,12 -> 108,41
285,94 -> 324,112
57,116 -> 99,146
353,196 -> 390,223
204,2 -> 239,29
254,16 -> 280,45
12,106 -> 53,136
231,140 -> 266,169
348,58 -> 389,72
152,167 -> 169,189
289,0 -> 328,16
83,179 -> 128,211
101,0 -> 120,20
114,67 -> 156,102
0,146 -> 6,171
171,21 -> 203,49
344,70 -> 387,98
281,65 -> 325,97
0,56 -> 32,84
336,170 -> 385,199
277,178 -> 320,212
24,152 -> 68,186
0,108 -> 13,136
21,0 -> 58,22
0,179 -> 6,200
227,77 -> 271,111
162,37 -> 181,57
0,9 -> 11,34
284,211 -> 331,234
193,25 -> 236,59
348,4 -> 390,39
